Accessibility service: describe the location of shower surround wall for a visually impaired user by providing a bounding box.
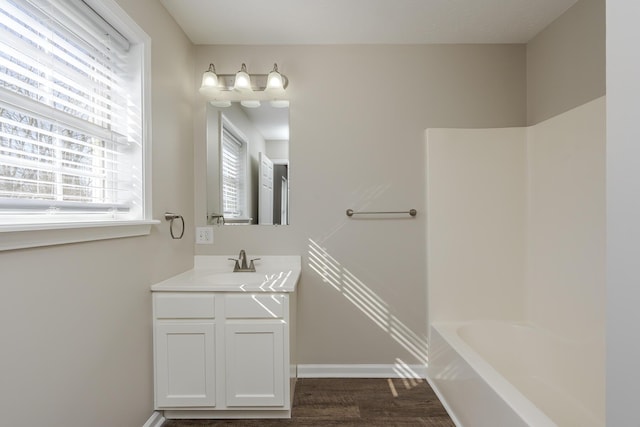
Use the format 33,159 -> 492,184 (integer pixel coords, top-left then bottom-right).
426,96 -> 606,420
426,127 -> 527,322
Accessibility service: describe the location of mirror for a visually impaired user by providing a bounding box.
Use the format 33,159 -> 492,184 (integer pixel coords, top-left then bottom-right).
206,102 -> 289,225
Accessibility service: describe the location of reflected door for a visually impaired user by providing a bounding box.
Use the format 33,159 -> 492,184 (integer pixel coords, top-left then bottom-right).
281,176 -> 288,225
259,152 -> 274,225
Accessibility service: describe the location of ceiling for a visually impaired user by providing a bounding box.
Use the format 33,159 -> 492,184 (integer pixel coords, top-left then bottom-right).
160,0 -> 578,45
242,103 -> 289,141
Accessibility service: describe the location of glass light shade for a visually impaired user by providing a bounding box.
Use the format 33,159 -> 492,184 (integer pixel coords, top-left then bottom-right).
200,64 -> 218,91
241,100 -> 261,108
266,72 -> 284,91
233,63 -> 252,92
201,70 -> 218,88
266,63 -> 286,95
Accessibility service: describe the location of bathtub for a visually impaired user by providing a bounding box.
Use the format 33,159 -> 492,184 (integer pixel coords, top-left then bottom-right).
426,321 -> 604,427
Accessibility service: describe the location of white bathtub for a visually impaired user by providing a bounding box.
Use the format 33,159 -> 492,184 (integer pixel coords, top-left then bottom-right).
427,321 -> 604,427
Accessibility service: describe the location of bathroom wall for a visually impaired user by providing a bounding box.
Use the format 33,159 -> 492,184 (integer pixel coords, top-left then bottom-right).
526,0 -> 605,125
426,128 -> 526,323
0,0 -> 195,425
193,44 -> 526,366
606,1 -> 640,424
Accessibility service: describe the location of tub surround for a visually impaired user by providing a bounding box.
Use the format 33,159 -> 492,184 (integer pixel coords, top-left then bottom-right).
151,255 -> 299,420
426,97 -> 605,426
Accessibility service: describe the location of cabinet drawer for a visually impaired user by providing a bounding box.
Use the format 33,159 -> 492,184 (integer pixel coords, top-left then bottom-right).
154,293 -> 215,319
225,294 -> 285,319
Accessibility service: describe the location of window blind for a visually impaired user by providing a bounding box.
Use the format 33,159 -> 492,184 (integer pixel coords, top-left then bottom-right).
221,125 -> 246,218
0,0 -> 142,223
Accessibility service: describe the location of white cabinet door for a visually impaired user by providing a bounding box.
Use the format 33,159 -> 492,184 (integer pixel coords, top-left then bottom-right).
225,323 -> 284,407
155,322 -> 216,408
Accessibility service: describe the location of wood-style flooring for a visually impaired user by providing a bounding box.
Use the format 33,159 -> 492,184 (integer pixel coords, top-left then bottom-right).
162,378 -> 455,426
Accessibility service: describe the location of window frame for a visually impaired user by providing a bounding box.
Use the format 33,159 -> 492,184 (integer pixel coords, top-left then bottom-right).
0,0 -> 157,251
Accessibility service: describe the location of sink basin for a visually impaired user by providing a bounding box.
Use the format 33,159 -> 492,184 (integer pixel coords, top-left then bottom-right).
150,256 -> 301,292
206,272 -> 268,285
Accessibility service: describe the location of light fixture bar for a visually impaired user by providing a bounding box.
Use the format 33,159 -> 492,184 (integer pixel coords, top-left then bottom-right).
199,63 -> 288,92
206,73 -> 289,91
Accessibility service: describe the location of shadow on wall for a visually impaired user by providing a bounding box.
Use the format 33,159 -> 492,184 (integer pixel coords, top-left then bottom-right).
307,238 -> 428,379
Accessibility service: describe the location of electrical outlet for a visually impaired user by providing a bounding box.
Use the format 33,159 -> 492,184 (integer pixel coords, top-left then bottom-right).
196,226 -> 214,244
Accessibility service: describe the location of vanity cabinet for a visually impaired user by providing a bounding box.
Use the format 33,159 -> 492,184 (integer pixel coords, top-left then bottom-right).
152,290 -> 296,419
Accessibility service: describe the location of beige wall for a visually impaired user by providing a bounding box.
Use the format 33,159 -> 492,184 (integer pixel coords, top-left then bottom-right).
606,1 -> 640,423
193,44 -> 526,365
0,1 -> 195,425
526,0 -> 605,125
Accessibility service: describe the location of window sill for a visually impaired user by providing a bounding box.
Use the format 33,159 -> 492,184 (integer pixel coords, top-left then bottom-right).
0,220 -> 160,251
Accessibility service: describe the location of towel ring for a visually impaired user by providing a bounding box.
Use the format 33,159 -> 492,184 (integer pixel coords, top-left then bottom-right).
164,212 -> 185,239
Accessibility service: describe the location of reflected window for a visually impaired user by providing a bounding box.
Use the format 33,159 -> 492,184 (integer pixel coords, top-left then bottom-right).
221,124 -> 247,219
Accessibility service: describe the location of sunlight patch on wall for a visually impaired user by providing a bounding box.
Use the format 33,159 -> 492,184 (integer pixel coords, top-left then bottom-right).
308,238 -> 428,365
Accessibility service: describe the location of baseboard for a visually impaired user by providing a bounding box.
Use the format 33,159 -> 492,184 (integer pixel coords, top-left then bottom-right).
142,411 -> 165,427
298,364 -> 426,379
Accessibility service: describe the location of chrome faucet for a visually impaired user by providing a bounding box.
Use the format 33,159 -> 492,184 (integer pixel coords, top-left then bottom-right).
229,249 -> 260,272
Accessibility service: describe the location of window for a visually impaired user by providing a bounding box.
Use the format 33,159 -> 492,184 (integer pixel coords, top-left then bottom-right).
221,121 -> 247,220
0,0 -> 153,249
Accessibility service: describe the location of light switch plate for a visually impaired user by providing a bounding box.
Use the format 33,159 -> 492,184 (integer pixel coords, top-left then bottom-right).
196,226 -> 214,244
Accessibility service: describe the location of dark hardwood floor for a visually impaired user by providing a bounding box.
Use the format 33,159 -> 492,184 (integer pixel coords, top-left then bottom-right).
163,378 -> 455,426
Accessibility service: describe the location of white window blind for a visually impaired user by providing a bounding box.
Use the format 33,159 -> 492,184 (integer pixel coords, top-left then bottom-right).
221,125 -> 246,219
0,0 -> 144,224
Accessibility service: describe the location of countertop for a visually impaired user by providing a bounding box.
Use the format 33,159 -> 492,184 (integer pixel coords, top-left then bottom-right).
150,255 -> 301,293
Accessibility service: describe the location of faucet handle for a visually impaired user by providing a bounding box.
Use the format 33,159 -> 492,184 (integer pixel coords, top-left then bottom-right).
228,258 -> 241,272
249,258 -> 261,270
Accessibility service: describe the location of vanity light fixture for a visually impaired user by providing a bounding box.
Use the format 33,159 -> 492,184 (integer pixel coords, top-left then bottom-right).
198,62 -> 289,108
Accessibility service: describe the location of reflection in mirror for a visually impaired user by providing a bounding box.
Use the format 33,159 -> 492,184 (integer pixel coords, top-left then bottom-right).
206,102 -> 289,225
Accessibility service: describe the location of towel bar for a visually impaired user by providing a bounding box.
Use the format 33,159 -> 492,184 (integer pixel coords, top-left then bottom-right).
346,209 -> 417,217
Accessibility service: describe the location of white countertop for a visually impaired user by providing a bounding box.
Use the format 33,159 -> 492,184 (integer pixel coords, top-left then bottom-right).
150,255 -> 301,292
